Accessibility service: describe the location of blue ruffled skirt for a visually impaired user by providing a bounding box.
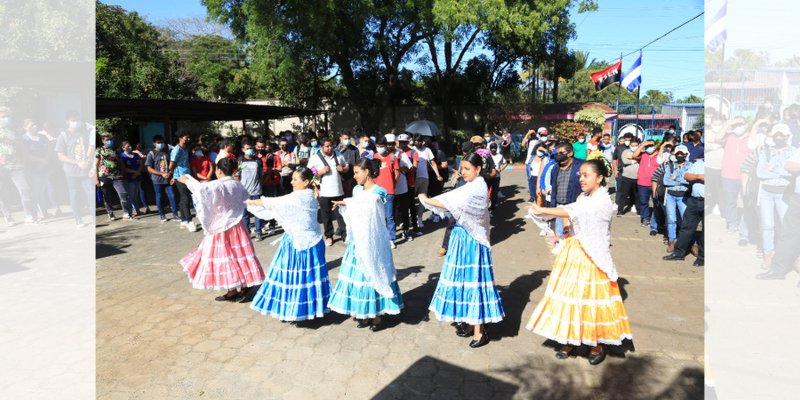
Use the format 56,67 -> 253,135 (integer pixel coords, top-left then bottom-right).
250,235 -> 331,321
429,225 -> 505,324
328,242 -> 404,318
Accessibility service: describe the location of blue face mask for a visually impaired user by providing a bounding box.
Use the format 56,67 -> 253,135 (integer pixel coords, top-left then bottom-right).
154,143 -> 164,151
245,149 -> 255,157
376,147 -> 387,155
342,139 -> 351,146
104,140 -> 113,147
311,141 -> 318,147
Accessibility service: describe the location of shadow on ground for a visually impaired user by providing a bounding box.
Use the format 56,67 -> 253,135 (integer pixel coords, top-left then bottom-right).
494,270 -> 550,340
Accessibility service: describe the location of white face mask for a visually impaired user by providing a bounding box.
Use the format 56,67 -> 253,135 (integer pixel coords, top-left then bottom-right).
645,146 -> 656,154
732,125 -> 747,136
630,145 -> 639,151
624,140 -> 631,147
578,138 -> 586,143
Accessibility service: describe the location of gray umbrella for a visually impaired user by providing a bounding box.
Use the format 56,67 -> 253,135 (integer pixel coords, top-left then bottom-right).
404,120 -> 440,137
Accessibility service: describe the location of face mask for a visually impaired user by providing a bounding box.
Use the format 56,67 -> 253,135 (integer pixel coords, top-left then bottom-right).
554,153 -> 569,164
245,149 -> 255,157
68,120 -> 80,129
578,138 -> 586,143
675,155 -> 687,163
376,147 -> 387,155
286,135 -> 293,141
155,143 -> 164,151
124,146 -> 132,152
774,138 -> 788,147
645,146 -> 656,154
194,150 -> 204,157
630,145 -> 639,151
765,138 -> 776,147
104,140 -> 113,147
624,140 -> 631,146
25,124 -> 37,133
484,137 -> 491,142
258,148 -> 267,155
280,145 -> 287,150
537,150 -> 546,157
732,125 -> 747,136
670,155 -> 677,162
311,141 -> 318,147
342,139 -> 350,146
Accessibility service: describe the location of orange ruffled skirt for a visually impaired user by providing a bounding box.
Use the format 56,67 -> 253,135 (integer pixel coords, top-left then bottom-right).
526,237 -> 632,346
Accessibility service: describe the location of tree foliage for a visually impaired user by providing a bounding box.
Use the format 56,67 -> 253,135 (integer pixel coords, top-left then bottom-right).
574,107 -> 606,129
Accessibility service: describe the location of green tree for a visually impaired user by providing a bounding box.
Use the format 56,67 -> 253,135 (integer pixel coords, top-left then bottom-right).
574,107 -> 606,130
677,94 -> 703,103
96,2 -> 191,99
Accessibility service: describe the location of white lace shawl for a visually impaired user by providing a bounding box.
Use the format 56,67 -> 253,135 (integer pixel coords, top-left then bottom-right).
246,189 -> 323,251
184,176 -> 249,235
421,177 -> 491,248
559,187 -> 618,281
339,190 -> 397,298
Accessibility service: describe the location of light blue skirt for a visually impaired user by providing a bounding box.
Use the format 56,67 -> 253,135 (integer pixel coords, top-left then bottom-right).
429,225 -> 505,325
328,242 -> 404,319
250,235 -> 331,321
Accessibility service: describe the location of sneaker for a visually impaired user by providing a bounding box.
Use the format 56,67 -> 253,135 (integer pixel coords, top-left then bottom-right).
432,214 -> 441,223
186,222 -> 198,232
390,241 -> 396,249
255,234 -> 264,242
417,221 -> 425,229
160,218 -> 168,223
108,214 -> 117,222
76,222 -> 88,229
411,230 -> 423,237
325,238 -> 333,247
267,228 -> 275,237
180,221 -> 188,230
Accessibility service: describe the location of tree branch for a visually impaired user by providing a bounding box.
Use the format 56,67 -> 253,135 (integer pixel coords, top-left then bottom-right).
452,27 -> 480,72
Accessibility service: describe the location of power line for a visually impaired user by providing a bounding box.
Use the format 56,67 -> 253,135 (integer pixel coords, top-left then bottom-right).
623,12 -> 704,57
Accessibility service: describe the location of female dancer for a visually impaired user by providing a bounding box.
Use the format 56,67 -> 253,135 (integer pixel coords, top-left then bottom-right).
245,167 -> 331,321
178,158 -> 265,301
328,158 -> 403,331
418,152 -> 505,348
526,158 -> 633,365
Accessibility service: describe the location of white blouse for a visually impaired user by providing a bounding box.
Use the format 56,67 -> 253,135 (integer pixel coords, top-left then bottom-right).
184,176 -> 249,235
421,177 -> 491,248
559,187 -> 619,281
246,189 -> 323,251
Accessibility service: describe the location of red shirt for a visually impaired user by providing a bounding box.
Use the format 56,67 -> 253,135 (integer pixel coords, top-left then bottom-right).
260,154 -> 281,186
637,152 -> 660,186
190,156 -> 213,180
373,152 -> 400,195
403,148 -> 419,187
722,134 -> 751,180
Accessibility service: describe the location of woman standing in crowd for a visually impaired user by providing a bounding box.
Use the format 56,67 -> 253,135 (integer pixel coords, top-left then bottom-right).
328,158 -> 404,332
178,157 -> 265,302
418,152 -> 505,348
120,140 -> 145,218
662,145 -> 693,253
526,158 -> 632,365
246,167 -> 331,321
95,133 -> 132,221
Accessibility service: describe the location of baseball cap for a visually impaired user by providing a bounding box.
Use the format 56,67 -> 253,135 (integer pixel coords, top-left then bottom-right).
674,145 -> 689,154
397,133 -> 410,142
537,127 -> 548,135
384,133 -> 396,142
771,123 -> 790,136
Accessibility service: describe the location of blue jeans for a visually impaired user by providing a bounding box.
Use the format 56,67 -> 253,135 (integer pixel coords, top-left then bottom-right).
153,183 -> 178,220
759,188 -> 789,254
243,194 -> 263,234
65,175 -> 95,224
721,178 -> 741,230
637,185 -> 654,227
384,194 -> 396,241
123,180 -> 142,215
665,193 -> 688,241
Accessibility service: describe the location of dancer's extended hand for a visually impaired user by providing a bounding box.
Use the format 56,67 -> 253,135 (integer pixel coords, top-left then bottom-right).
244,199 -> 263,207
331,200 -> 345,210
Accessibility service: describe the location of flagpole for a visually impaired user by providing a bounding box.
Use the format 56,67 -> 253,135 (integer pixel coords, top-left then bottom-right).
635,50 -> 642,138
718,42 -> 726,116
614,53 -> 622,138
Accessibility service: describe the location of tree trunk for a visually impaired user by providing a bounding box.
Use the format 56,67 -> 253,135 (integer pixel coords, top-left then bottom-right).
552,66 -> 559,103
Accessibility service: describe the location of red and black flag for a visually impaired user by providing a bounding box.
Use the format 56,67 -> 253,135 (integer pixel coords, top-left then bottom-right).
590,60 -> 622,91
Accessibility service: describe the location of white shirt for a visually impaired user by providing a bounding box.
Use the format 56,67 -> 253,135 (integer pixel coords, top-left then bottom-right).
525,139 -> 541,164
307,151 -> 347,197
394,151 -> 412,194
414,146 -> 435,180
491,153 -> 506,175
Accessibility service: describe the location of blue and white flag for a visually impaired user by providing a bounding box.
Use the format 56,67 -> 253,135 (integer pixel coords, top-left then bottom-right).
705,0 -> 727,53
620,55 -> 641,93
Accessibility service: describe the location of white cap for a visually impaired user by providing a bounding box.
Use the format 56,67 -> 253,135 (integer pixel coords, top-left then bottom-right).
384,133 -> 396,142
674,145 -> 689,154
772,123 -> 790,136
397,133 -> 410,142
537,127 -> 548,134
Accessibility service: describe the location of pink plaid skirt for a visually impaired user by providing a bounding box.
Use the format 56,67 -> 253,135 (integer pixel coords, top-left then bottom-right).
180,221 -> 265,290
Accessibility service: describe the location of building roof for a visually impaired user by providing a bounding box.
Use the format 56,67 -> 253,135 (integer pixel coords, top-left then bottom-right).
663,103 -> 704,108
96,97 -> 325,121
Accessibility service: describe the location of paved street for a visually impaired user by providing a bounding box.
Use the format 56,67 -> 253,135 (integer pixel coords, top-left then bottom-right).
96,169 -> 704,399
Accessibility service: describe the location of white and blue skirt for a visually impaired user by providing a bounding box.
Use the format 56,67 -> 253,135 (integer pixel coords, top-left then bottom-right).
250,235 -> 331,321
328,242 -> 404,319
429,225 -> 505,325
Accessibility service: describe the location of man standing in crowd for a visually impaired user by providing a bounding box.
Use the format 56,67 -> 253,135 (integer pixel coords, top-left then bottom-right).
549,142 -> 584,237
686,130 -> 704,162
617,137 -> 641,216
145,135 -> 179,223
664,159 -> 705,267
337,131 -> 360,197
572,132 -> 588,160
0,107 -> 38,225
95,133 -> 131,221
238,139 -> 265,241
277,138 -> 298,195
599,133 -> 615,164
308,137 -> 349,246
373,136 -> 401,248
413,135 -> 443,227
55,111 -> 95,227
169,129 -> 196,232
397,133 -> 420,235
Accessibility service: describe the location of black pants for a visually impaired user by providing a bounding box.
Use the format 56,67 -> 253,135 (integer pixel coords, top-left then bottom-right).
770,194 -> 800,275
617,177 -> 638,214
405,189 -> 418,230
174,180 -> 192,222
395,191 -> 411,232
318,195 -> 345,239
673,196 -> 704,260
280,175 -> 292,196
705,167 -> 722,213
441,215 -> 456,249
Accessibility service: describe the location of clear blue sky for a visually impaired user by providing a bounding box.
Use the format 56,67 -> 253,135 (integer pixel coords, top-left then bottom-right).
103,0 -> 705,100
